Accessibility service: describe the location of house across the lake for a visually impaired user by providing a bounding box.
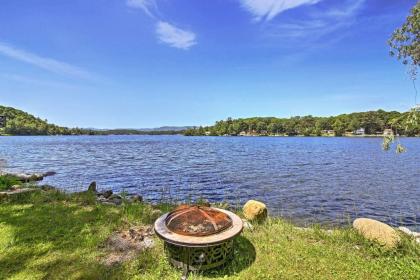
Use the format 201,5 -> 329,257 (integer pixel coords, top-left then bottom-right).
321,130 -> 335,136
354,128 -> 365,135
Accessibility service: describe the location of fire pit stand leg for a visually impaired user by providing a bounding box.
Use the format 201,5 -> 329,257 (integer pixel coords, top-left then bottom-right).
181,247 -> 189,280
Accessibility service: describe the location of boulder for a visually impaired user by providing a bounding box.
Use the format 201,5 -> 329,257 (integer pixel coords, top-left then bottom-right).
353,218 -> 400,248
243,200 -> 267,222
88,181 -> 97,192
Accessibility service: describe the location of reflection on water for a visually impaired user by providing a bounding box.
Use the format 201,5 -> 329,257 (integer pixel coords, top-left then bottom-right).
0,135 -> 419,230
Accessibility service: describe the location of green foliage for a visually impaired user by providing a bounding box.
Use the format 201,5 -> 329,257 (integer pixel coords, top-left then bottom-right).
388,1 -> 420,78
0,175 -> 21,191
0,105 -> 185,136
0,105 -> 86,136
184,110 -> 420,137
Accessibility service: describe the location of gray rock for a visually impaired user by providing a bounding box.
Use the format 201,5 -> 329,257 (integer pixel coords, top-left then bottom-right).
0,188 -> 38,196
398,226 -> 412,235
111,198 -> 123,206
10,185 -> 21,190
103,190 -> 113,198
242,219 -> 254,230
97,196 -> 108,203
141,237 -> 154,249
102,201 -> 118,206
150,209 -> 163,220
131,195 -> 143,203
43,171 -> 56,177
88,181 -> 97,192
398,226 -> 420,239
0,171 -> 56,182
109,194 -> 122,200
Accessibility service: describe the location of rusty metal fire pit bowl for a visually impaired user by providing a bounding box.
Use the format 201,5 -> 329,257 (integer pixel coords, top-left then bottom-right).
154,205 -> 243,279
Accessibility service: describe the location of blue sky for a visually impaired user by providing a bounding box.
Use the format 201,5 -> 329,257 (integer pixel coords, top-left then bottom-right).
0,0 -> 417,128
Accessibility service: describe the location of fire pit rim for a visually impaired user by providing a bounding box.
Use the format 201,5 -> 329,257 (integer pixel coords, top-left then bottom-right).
154,207 -> 243,247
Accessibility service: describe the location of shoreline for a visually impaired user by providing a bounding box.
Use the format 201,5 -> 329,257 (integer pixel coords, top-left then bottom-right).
1,133 -> 419,137
1,172 -> 419,279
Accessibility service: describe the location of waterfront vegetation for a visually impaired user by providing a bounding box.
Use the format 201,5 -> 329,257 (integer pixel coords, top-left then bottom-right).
0,106 -> 185,136
1,105 -> 419,137
0,180 -> 419,280
184,110 -> 420,137
0,174 -> 21,191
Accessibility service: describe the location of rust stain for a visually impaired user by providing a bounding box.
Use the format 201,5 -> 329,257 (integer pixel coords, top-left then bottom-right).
165,205 -> 232,236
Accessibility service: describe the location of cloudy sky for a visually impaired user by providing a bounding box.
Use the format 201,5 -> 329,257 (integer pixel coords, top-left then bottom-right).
0,0 -> 417,128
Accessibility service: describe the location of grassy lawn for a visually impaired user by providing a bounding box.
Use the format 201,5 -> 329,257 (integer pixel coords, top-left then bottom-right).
0,188 -> 419,280
0,175 -> 22,191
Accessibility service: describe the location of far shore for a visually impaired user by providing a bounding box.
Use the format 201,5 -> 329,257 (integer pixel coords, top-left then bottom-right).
0,133 -> 419,137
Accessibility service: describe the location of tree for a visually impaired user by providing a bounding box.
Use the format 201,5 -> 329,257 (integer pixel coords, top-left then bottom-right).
332,119 -> 346,136
388,2 -> 419,78
386,2 -> 420,152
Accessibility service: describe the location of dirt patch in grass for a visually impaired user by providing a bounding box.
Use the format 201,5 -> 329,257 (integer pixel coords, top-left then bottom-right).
101,225 -> 155,266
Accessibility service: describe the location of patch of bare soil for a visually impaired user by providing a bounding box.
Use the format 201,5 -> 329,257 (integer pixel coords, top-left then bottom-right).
101,225 -> 155,266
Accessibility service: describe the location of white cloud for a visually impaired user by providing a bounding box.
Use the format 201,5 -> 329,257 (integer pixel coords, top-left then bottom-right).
155,21 -> 197,50
265,0 -> 366,40
0,73 -> 81,89
0,42 -> 94,80
126,0 -> 157,18
239,0 -> 322,21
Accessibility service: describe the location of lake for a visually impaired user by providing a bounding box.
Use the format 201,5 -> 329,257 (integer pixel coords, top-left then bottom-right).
1,135 -> 419,230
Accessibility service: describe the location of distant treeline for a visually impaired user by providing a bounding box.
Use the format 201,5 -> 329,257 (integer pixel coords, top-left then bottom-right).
184,110 -> 420,136
0,105 -> 183,136
92,129 -> 182,135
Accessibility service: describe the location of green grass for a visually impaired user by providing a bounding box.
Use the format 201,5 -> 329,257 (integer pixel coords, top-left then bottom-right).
0,188 -> 419,280
0,175 -> 22,191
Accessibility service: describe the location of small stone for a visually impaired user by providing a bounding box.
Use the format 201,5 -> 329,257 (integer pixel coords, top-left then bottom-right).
243,200 -> 267,222
43,171 -> 56,177
40,185 -> 56,191
398,226 -> 413,236
88,181 -> 97,192
142,237 -> 154,249
131,195 -> 143,203
353,218 -> 400,248
97,196 -> 108,203
109,194 -> 122,200
150,209 -> 163,220
103,190 -> 113,198
10,185 -> 21,190
102,201 -> 118,206
242,219 -> 254,230
111,198 -> 122,206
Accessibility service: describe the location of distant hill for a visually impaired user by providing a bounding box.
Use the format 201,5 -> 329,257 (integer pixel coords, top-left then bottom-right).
137,126 -> 194,132
0,105 -> 80,135
0,105 -> 190,136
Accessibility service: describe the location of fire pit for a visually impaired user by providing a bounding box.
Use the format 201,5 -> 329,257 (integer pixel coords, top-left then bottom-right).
154,205 -> 243,279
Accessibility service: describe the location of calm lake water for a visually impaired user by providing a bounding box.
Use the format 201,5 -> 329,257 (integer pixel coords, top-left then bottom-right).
1,135 -> 419,229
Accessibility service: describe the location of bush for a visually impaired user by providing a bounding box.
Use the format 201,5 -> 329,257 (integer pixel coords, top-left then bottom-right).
0,175 -> 21,191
